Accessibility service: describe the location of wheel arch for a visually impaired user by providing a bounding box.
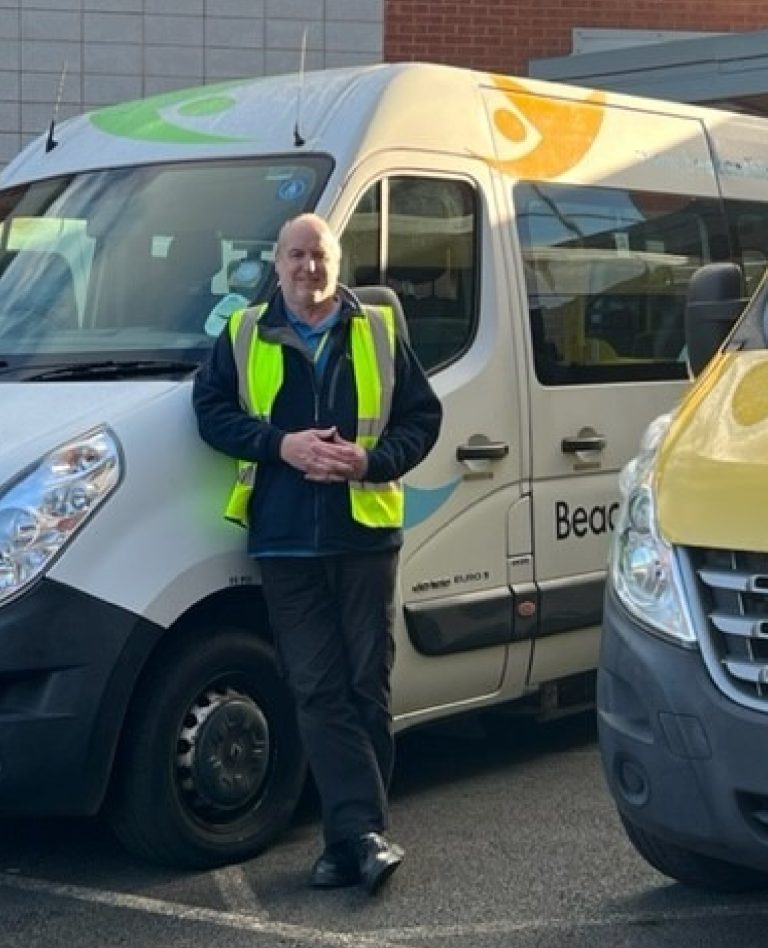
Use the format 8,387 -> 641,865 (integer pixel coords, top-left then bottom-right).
168,583 -> 272,644
97,584 -> 273,812
103,589 -> 306,868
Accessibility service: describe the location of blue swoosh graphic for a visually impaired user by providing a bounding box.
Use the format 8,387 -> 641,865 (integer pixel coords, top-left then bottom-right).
404,479 -> 460,529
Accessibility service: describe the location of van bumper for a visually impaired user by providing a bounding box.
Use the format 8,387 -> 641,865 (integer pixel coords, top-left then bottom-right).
0,578 -> 162,815
599,586 -> 768,874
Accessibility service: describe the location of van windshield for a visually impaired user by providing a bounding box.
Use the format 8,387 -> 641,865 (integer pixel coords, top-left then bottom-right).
0,156 -> 331,378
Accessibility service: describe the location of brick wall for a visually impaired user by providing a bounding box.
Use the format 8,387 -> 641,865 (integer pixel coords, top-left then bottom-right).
384,0 -> 768,76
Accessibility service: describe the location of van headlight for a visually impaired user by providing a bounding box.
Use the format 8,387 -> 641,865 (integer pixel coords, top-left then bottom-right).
610,413 -> 696,644
0,427 -> 121,605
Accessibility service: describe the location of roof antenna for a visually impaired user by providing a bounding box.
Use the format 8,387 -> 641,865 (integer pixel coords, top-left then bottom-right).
293,28 -> 307,147
45,60 -> 68,153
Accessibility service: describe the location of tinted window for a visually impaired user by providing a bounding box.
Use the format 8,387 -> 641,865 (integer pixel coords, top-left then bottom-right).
0,156 -> 331,370
342,176 -> 478,372
515,182 -> 731,384
727,200 -> 768,297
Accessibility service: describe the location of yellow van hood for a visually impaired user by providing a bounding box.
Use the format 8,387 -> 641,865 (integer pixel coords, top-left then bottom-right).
657,350 -> 768,552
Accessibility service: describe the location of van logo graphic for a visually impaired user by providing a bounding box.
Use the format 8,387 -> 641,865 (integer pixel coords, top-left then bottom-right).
91,82 -> 251,144
486,75 -> 605,179
404,480 -> 460,529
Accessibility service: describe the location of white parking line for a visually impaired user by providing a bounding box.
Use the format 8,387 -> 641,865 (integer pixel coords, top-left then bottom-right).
0,871 -> 418,948
2,869 -> 768,945
213,865 -> 267,916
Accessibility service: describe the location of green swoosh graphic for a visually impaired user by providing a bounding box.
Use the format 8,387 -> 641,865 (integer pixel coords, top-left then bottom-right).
90,81 -> 253,144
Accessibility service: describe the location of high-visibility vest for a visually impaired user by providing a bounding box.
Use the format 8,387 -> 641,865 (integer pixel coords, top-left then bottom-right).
224,302 -> 404,529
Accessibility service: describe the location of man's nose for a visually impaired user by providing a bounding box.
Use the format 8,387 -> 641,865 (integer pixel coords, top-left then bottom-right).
307,258 -> 317,273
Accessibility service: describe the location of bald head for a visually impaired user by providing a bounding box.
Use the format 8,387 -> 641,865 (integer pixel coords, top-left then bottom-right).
274,213 -> 342,323
276,213 -> 341,261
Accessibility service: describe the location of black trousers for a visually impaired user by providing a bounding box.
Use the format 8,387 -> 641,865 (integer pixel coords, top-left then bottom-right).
258,551 -> 398,846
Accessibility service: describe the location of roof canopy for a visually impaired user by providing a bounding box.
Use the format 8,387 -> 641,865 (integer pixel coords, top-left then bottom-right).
529,28 -> 768,116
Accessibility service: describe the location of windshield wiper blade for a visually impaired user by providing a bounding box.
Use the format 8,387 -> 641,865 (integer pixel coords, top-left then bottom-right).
26,359 -> 199,381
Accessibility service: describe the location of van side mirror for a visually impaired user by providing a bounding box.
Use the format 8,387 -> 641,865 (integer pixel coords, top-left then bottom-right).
684,262 -> 746,376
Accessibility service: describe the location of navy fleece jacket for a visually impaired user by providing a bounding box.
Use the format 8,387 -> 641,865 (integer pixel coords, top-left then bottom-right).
192,286 -> 443,556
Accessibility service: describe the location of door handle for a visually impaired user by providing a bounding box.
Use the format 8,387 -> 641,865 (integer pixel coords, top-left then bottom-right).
561,434 -> 606,453
457,441 -> 509,461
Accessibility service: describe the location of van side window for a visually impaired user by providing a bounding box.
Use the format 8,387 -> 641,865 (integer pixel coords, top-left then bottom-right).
341,176 -> 478,372
515,182 -> 731,385
727,201 -> 768,297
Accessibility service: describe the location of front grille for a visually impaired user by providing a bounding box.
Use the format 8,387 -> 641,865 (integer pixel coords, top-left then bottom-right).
683,546 -> 768,710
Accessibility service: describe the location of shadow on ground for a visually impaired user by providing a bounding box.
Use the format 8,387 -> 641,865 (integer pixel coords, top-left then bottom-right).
0,710 -> 598,875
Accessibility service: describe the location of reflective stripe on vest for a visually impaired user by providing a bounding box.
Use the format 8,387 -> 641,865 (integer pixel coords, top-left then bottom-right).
347,305 -> 403,528
224,303 -> 403,529
224,303 -> 281,526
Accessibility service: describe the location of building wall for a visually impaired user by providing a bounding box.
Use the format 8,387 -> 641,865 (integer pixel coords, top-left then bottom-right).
384,0 -> 768,78
5,0 -> 768,169
0,0 -> 383,165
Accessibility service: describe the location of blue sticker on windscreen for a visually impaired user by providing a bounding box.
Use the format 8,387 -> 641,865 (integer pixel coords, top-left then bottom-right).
277,178 -> 307,201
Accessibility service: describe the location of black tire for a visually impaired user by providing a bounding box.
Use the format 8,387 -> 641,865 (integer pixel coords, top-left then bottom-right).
107,627 -> 306,869
620,814 -> 768,892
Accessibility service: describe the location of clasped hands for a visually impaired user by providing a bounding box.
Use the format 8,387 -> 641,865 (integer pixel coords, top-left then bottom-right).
280,427 -> 368,482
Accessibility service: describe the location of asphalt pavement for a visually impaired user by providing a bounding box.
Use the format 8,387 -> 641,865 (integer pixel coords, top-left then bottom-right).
1,712 -> 767,948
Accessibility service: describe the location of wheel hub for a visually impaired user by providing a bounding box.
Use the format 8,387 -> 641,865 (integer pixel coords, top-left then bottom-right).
177,688 -> 271,812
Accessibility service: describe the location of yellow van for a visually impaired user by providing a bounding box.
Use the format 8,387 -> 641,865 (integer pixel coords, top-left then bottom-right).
2,62 -> 768,867
600,260 -> 768,890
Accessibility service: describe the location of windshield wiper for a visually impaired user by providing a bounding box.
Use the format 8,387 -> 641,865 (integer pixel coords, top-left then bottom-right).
25,359 -> 199,381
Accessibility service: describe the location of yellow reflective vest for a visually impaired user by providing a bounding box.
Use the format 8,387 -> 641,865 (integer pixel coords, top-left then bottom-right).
225,302 -> 404,530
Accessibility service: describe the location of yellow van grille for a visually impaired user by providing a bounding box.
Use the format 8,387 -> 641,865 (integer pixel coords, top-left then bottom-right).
686,547 -> 768,710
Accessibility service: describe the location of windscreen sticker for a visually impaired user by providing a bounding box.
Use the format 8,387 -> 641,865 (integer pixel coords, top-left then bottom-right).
277,178 -> 308,201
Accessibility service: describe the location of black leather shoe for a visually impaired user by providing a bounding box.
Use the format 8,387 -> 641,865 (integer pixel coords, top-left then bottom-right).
310,845 -> 360,888
356,832 -> 404,894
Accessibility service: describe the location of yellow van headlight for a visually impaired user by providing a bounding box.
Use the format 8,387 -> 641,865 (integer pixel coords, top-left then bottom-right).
609,414 -> 696,645
0,427 -> 121,605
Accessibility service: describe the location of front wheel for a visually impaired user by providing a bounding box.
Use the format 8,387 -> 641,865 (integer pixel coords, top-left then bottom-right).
107,628 -> 305,869
620,814 -> 768,892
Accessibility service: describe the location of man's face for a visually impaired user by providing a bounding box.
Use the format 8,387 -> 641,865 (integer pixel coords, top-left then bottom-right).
275,219 -> 340,313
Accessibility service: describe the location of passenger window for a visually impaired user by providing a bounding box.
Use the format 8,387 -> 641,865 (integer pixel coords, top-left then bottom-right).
728,204 -> 768,296
339,182 -> 381,288
342,176 -> 478,372
515,183 -> 731,384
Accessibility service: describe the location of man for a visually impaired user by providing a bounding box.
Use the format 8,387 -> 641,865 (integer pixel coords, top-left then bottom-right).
192,213 -> 442,894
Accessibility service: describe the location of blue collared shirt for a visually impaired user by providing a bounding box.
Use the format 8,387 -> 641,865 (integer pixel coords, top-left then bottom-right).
285,303 -> 342,377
